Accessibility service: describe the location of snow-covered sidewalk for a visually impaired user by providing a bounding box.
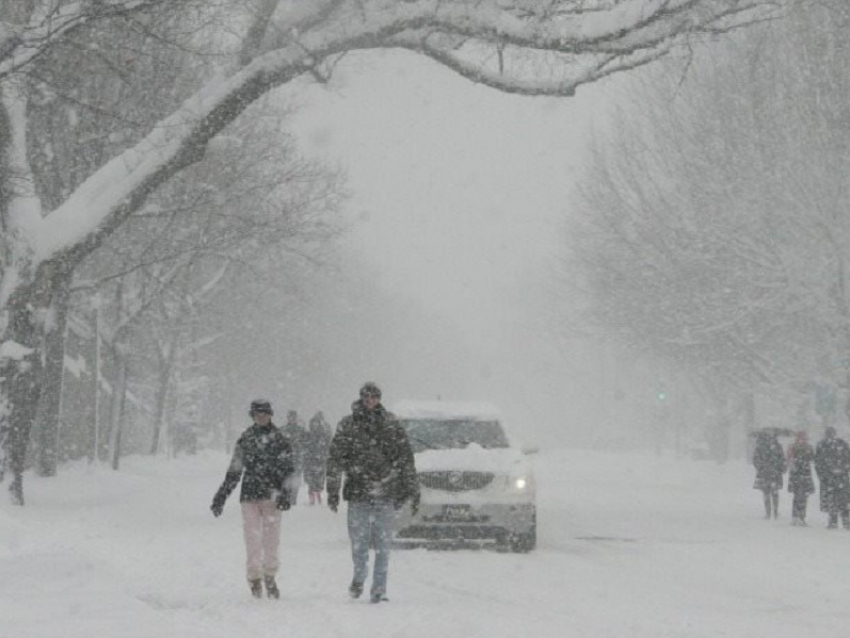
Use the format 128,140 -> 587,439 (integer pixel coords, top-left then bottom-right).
2,449 -> 849,637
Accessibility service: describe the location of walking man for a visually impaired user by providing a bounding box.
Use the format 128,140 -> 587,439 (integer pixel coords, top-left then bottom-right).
326,382 -> 420,603
814,426 -> 850,529
211,399 -> 294,598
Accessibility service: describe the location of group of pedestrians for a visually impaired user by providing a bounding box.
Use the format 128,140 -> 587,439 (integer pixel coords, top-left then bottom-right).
752,426 -> 850,528
209,382 -> 419,604
277,409 -> 333,506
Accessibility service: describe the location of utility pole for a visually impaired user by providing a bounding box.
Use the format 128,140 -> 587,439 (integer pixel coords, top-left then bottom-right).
92,294 -> 101,464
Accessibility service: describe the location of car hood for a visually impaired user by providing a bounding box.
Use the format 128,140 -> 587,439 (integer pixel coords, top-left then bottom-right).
414,444 -> 531,474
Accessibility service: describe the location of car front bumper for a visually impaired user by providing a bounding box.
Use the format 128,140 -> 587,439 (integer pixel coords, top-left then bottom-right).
394,502 -> 536,547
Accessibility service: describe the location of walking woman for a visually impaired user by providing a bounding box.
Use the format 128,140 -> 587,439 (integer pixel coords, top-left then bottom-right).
786,431 -> 815,526
210,399 -> 294,598
752,429 -> 786,519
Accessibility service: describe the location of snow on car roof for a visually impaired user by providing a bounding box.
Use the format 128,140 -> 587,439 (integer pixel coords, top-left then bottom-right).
391,400 -> 502,421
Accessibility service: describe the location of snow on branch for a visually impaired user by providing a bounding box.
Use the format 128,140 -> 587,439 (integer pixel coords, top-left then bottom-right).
294,0 -> 778,55
395,31 -> 675,96
0,340 -> 34,362
32,0 -> 778,269
35,36 -> 351,263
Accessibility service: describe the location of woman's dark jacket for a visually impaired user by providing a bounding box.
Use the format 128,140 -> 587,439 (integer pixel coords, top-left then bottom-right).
326,401 -> 419,505
786,442 -> 815,495
215,422 -> 294,503
752,436 -> 786,491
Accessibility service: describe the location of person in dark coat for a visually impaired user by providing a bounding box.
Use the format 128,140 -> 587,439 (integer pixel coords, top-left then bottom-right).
303,411 -> 332,505
326,382 -> 420,603
786,431 -> 815,526
814,426 -> 850,529
281,410 -> 308,505
752,429 -> 786,519
210,399 -> 294,598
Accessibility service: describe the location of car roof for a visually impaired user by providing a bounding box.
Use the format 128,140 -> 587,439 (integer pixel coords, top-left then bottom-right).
391,400 -> 502,422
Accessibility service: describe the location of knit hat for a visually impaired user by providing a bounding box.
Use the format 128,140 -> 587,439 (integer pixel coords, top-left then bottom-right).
249,399 -> 273,416
359,382 -> 381,399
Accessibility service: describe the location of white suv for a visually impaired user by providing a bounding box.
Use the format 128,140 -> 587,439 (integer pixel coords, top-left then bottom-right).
392,400 -> 536,552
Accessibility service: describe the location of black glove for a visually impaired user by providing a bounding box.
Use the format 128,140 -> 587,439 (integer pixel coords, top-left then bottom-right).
276,491 -> 291,511
327,493 -> 339,513
211,492 -> 226,517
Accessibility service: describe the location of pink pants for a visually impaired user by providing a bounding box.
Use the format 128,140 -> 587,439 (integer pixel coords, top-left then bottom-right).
241,500 -> 282,581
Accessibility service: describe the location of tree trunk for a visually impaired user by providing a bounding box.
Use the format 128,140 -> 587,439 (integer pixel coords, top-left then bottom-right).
149,341 -> 176,455
0,55 -> 51,503
32,270 -> 73,476
90,301 -> 102,463
0,288 -> 45,505
108,346 -> 128,470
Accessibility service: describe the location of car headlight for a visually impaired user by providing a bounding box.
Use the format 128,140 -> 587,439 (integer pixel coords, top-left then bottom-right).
508,476 -> 534,491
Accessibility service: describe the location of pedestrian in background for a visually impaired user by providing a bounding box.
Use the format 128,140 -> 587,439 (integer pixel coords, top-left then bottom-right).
281,410 -> 307,505
304,411 -> 332,505
786,431 -> 815,526
211,399 -> 294,598
752,429 -> 786,519
814,426 -> 850,529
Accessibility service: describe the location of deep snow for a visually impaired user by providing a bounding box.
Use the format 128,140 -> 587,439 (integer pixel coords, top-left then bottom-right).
2,449 -> 849,637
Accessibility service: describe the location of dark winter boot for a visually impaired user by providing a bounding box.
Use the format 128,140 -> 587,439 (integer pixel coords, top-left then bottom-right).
370,592 -> 389,604
249,579 -> 263,598
349,581 -> 363,599
828,513 -> 839,529
264,576 -> 279,599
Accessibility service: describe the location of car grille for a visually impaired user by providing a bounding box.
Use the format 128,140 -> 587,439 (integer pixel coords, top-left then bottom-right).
418,471 -> 495,491
396,524 -> 505,541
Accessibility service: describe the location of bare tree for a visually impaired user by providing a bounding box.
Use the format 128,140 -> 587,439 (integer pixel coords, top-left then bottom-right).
563,0 -> 849,437
63,102 -> 342,465
1,0 -> 778,503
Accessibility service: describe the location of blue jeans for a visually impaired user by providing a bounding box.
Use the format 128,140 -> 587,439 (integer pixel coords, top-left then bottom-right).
347,499 -> 396,596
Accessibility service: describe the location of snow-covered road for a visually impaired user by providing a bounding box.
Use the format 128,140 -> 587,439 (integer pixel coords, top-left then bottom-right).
2,449 -> 849,637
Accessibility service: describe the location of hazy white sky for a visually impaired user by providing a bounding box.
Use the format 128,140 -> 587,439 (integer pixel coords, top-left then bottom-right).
291,50 -> 612,351
286,50 -> 644,446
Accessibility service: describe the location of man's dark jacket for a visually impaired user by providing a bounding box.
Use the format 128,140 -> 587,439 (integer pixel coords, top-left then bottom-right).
215,422 -> 295,502
815,436 -> 850,512
326,401 -> 419,505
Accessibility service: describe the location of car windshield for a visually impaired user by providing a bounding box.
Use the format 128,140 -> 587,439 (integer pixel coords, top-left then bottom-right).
400,419 -> 509,453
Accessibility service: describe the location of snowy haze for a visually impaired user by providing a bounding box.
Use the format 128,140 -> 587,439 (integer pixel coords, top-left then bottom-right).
279,50 -> 637,448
